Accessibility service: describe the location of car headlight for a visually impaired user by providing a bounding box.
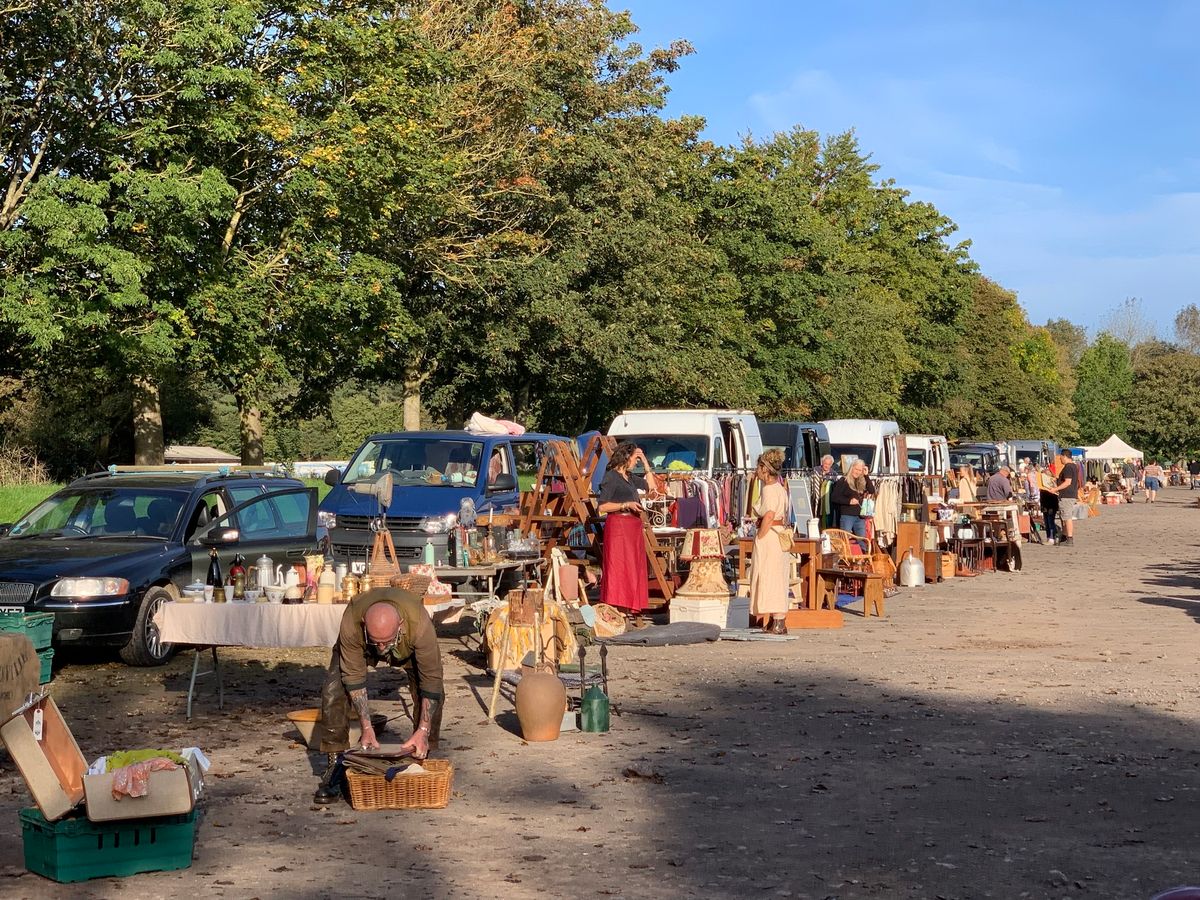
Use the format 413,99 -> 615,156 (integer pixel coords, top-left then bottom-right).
51,577 -> 130,598
420,513 -> 457,534
317,510 -> 337,529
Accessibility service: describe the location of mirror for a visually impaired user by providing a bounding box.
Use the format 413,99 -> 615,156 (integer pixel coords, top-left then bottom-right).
199,527 -> 240,546
324,468 -> 342,487
0,523 -> 11,538
488,473 -> 517,493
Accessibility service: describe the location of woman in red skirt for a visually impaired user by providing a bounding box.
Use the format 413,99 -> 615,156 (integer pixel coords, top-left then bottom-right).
598,442 -> 661,624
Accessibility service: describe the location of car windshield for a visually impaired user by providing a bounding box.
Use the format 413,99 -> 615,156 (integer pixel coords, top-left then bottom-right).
342,439 -> 485,487
627,436 -> 711,472
8,487 -> 187,540
830,445 -> 876,472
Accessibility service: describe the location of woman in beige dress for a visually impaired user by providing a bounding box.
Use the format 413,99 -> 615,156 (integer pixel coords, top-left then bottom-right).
749,449 -> 791,635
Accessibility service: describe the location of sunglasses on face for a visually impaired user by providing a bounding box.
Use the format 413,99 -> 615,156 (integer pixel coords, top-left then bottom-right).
365,623 -> 403,655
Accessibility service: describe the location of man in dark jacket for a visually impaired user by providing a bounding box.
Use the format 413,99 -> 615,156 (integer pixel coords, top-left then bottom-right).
311,587 -> 444,804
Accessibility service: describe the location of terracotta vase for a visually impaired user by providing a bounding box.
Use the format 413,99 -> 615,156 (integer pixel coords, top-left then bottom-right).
515,670 -> 567,742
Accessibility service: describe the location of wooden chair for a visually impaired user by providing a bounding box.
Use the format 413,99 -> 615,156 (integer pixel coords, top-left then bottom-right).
823,529 -> 873,571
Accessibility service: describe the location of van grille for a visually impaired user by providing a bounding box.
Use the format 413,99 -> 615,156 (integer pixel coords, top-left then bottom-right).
330,543 -> 422,561
336,515 -> 425,532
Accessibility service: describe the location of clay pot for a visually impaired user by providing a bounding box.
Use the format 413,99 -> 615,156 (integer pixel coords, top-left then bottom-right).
514,670 -> 567,742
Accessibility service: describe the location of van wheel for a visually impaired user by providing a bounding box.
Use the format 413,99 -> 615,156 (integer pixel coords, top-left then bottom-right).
119,587 -> 177,666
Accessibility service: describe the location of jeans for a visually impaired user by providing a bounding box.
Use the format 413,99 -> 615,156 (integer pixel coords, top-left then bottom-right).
838,513 -> 867,537
1040,501 -> 1058,541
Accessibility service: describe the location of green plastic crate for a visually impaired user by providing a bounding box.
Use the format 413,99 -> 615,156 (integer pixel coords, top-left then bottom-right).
37,647 -> 53,684
0,610 -> 53,651
20,807 -> 197,883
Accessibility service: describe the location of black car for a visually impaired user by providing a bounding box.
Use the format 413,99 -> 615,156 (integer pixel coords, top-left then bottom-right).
0,471 -> 319,666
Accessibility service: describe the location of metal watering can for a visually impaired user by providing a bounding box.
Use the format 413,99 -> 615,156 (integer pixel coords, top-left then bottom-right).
578,645 -> 611,733
899,549 -> 925,588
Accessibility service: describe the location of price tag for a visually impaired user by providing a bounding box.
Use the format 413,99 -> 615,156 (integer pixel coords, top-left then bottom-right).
32,707 -> 44,741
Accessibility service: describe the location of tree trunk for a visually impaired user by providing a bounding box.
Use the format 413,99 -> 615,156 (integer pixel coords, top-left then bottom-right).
237,391 -> 264,465
403,367 -> 422,431
132,376 -> 164,465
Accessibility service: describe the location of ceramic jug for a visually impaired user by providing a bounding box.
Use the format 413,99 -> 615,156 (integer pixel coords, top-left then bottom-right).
515,669 -> 568,742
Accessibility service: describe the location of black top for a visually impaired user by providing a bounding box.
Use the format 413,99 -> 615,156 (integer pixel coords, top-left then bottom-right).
1057,462 -> 1080,499
598,470 -> 648,506
830,475 -> 874,520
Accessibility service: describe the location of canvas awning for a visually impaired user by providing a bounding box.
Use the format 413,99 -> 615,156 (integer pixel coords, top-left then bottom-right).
1085,435 -> 1143,461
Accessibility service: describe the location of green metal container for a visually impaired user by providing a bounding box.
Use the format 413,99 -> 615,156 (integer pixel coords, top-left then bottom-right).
580,685 -> 610,733
20,807 -> 197,883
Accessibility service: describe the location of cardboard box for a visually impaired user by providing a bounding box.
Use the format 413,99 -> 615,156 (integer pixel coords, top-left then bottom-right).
1,694 -> 197,823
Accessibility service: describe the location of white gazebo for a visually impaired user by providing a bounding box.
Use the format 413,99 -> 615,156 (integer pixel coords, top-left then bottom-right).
1085,434 -> 1143,461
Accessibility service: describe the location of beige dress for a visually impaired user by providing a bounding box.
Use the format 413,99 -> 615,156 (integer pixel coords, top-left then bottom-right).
749,481 -> 791,616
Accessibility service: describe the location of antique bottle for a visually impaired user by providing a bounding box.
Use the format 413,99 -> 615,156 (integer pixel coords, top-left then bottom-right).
206,548 -> 223,593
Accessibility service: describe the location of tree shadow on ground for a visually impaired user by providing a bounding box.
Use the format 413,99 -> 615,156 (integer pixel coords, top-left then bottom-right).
6,647 -> 1199,899
1137,558 -> 1200,625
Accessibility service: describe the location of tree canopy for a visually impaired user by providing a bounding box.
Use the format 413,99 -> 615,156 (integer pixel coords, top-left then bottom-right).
0,0 -> 1091,476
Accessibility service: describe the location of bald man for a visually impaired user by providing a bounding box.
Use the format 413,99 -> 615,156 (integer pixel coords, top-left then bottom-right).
311,586 -> 444,804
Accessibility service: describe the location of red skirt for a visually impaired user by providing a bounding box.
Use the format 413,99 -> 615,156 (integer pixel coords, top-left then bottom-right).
600,513 -> 649,614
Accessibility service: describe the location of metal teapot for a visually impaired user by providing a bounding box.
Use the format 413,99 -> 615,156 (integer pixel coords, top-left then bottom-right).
899,549 -> 925,588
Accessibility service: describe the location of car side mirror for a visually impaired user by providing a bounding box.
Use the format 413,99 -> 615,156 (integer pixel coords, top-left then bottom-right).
0,523 -> 11,537
324,468 -> 342,487
199,527 -> 240,546
488,473 -> 517,493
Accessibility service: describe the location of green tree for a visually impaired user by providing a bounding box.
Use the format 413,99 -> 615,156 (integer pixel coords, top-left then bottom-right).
1045,318 -> 1089,368
1173,303 -> 1200,354
1127,350 -> 1200,459
1072,333 -> 1133,444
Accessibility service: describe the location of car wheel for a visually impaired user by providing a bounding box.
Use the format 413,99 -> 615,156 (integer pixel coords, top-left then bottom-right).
119,587 -> 177,666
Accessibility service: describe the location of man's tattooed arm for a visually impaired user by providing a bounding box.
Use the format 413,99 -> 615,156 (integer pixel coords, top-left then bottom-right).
417,697 -> 441,733
349,687 -> 371,725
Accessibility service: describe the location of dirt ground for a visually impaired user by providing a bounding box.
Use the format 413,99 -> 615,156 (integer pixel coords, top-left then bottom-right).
3,490 -> 1200,899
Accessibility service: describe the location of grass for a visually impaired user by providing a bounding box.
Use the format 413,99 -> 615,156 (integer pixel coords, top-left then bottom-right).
0,484 -> 62,524
302,477 -> 333,502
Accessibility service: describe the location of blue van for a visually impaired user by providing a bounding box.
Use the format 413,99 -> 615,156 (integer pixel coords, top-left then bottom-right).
319,430 -> 563,566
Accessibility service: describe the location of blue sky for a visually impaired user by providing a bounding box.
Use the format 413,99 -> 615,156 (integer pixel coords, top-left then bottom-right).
622,1 -> 1200,334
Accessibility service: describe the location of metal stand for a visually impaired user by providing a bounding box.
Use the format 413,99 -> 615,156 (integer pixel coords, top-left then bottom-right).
186,646 -> 224,720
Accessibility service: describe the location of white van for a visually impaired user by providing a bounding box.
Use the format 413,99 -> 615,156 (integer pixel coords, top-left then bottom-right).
607,409 -> 763,475
905,434 -> 950,476
821,419 -> 902,475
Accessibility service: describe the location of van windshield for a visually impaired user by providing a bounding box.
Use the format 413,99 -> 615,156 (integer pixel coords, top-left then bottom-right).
623,436 -> 711,472
343,439 -> 484,487
830,445 -> 875,473
950,450 -> 994,473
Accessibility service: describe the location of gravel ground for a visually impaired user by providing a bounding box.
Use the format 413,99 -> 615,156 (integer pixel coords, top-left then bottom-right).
2,489 -> 1200,899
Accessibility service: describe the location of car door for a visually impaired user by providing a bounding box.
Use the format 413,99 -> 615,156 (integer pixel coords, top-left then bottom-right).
188,487 -> 319,586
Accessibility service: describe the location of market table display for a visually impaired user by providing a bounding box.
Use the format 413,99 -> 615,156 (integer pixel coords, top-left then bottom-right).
154,602 -> 348,719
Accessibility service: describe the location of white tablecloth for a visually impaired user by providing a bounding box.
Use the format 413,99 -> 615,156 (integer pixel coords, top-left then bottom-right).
154,602 -> 346,648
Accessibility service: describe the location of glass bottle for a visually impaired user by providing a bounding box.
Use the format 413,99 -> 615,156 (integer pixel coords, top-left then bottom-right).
206,548 -> 223,592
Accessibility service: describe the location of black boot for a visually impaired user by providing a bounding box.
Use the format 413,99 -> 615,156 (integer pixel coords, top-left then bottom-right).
313,752 -> 344,805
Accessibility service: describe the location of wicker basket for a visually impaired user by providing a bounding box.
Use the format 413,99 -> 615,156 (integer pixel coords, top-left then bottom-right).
346,758 -> 453,810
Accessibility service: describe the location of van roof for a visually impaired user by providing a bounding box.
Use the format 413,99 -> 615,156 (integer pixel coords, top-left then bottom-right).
364,430 -> 564,442
616,409 -> 757,416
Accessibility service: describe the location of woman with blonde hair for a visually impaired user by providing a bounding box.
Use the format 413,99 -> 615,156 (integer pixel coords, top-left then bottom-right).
749,449 -> 792,635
